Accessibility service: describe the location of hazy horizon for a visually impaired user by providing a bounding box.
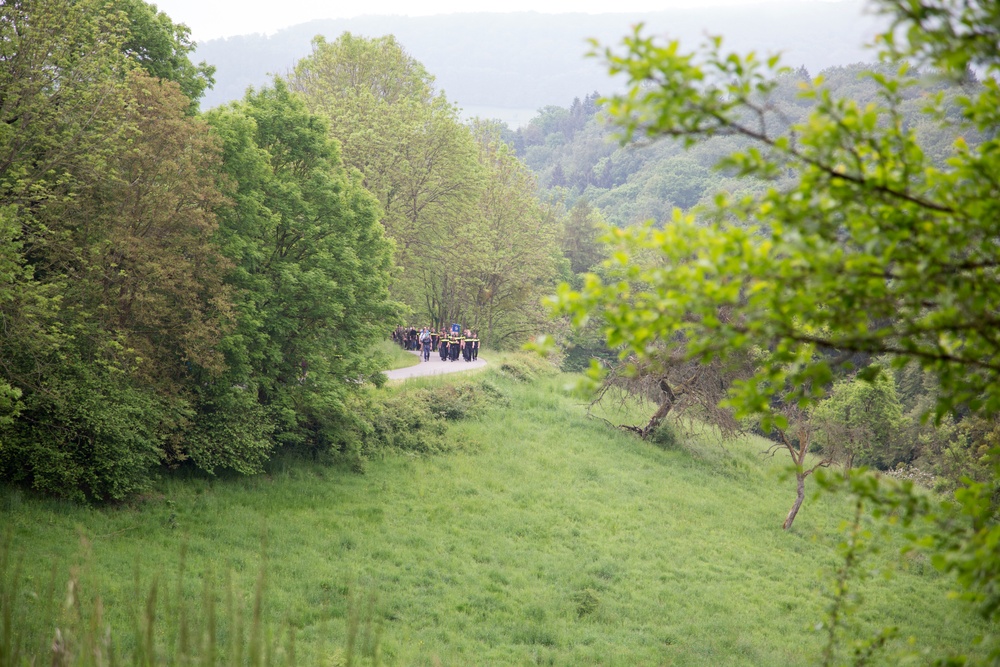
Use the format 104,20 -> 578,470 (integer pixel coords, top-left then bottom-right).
154,0 -> 852,41
191,2 -> 879,124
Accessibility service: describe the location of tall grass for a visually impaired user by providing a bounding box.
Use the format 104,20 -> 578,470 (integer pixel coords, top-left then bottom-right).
1,532 -> 275,667
1,363 -> 988,665
375,340 -> 420,371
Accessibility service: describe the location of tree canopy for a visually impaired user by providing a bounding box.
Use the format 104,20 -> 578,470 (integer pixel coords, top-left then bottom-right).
205,80 -> 399,460
113,0 -> 216,107
288,33 -> 561,345
555,12 -> 1000,430
0,2 -> 399,499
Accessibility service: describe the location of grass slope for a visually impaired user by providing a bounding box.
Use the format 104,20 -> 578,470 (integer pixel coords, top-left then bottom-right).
2,369 -> 985,666
378,339 -> 421,370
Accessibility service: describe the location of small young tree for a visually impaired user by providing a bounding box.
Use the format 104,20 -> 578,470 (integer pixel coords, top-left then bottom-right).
762,408 -> 833,530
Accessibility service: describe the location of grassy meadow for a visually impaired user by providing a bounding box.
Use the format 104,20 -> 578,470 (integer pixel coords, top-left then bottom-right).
1,362 -> 987,666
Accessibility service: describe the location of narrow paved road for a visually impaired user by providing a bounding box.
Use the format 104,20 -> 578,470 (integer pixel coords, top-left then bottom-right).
383,351 -> 487,380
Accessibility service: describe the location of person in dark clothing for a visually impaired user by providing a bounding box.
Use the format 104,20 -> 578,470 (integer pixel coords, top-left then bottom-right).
449,331 -> 461,361
439,331 -> 449,361
471,331 -> 480,360
462,329 -> 473,361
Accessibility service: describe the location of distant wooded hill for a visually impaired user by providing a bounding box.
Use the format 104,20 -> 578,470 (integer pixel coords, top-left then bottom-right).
195,3 -> 883,125
514,62 -> 981,227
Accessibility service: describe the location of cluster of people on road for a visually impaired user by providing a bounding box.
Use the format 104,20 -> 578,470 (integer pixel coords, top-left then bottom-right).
391,326 -> 480,363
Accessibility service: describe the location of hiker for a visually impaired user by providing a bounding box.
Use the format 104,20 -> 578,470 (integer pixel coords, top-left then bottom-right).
420,327 -> 432,361
439,330 -> 450,361
462,328 -> 473,362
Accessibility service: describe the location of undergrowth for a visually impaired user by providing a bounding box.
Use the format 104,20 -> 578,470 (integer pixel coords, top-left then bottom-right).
496,352 -> 558,383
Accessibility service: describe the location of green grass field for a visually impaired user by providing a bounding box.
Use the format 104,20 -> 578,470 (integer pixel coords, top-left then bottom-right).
378,339 -> 421,370
1,366 -> 987,666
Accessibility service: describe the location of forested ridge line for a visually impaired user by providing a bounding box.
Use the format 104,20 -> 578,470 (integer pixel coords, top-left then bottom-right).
518,64 -> 985,228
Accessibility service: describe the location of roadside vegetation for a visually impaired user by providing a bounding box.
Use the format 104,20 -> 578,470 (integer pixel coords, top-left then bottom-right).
377,340 -> 421,371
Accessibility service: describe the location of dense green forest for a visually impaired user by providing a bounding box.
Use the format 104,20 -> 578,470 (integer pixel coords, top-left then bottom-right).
0,0 -> 574,501
518,66 -> 981,227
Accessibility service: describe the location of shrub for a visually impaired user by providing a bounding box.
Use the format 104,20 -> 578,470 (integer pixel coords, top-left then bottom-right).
186,384 -> 275,475
295,375 -> 512,471
422,381 -> 508,420
0,364 -> 165,502
498,353 -> 558,383
649,422 -> 679,449
573,588 -> 600,618
370,391 -> 449,455
476,378 -> 512,408
322,381 -> 502,465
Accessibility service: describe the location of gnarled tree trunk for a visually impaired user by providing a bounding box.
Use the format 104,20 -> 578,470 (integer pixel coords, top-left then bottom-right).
639,379 -> 676,439
783,472 -> 806,530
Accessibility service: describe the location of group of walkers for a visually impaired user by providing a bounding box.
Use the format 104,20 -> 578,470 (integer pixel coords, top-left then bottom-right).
392,326 -> 480,363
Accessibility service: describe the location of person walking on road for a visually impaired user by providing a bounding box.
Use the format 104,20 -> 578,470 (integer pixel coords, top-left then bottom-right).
420,327 -> 432,361
439,330 -> 449,361
462,329 -> 473,362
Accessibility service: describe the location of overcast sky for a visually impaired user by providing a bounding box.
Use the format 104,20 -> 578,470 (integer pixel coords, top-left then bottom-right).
152,0 -> 827,41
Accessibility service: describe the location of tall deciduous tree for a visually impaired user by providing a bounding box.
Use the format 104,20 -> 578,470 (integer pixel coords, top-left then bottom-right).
812,370 -> 905,470
207,80 -> 399,459
560,199 -> 607,275
1,66 -> 233,499
68,71 -> 230,383
0,0 -> 162,500
112,0 -> 215,109
467,121 -> 559,347
287,33 -> 482,324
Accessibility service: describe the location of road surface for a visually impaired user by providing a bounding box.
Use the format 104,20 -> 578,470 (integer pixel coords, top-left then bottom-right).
383,351 -> 487,380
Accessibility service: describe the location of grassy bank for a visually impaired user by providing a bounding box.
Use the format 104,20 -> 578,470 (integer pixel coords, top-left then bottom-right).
378,339 -> 421,370
1,365 -> 986,665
